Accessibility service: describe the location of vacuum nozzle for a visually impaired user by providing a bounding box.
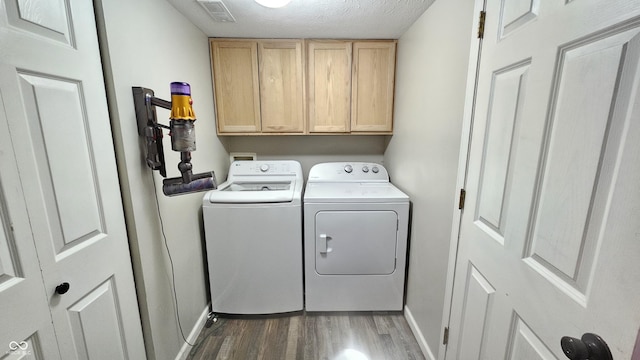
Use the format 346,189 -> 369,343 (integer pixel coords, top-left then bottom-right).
163,171 -> 217,196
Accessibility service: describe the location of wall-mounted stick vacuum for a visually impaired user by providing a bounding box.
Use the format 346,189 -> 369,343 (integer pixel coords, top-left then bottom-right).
132,82 -> 216,196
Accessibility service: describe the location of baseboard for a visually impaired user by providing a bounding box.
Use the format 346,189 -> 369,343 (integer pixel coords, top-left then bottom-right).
175,305 -> 210,360
404,306 -> 437,360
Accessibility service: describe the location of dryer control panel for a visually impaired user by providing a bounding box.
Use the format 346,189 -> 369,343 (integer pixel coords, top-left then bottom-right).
307,162 -> 389,183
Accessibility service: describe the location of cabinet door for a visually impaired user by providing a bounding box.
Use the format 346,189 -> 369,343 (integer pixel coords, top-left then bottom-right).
351,41 -> 396,132
211,40 -> 261,133
307,41 -> 352,133
259,41 -> 305,133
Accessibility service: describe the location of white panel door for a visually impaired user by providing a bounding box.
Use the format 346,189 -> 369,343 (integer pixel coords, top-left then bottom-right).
0,0 -> 146,359
447,0 -> 640,359
0,92 -> 60,359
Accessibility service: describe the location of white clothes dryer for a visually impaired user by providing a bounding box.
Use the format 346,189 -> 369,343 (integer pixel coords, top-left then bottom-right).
203,160 -> 303,314
303,162 -> 410,311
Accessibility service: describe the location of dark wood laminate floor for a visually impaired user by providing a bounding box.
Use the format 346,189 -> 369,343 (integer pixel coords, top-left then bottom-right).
187,312 -> 425,360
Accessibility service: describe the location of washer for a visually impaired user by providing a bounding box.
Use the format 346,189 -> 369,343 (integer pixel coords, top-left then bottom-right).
203,160 -> 303,314
303,162 -> 410,311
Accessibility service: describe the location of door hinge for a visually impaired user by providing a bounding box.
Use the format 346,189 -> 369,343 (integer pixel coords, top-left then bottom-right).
443,327 -> 449,345
458,189 -> 466,210
478,11 -> 486,39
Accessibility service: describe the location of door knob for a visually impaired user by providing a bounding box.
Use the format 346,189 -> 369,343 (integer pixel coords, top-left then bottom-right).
55,282 -> 70,295
560,333 -> 612,360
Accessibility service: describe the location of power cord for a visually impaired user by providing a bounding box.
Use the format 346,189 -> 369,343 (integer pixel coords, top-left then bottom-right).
150,173 -> 195,347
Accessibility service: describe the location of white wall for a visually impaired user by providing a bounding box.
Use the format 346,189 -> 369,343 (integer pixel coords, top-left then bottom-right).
384,0 -> 476,357
94,1 -> 228,359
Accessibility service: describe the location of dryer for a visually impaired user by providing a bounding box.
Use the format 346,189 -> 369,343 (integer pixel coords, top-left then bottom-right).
203,160 -> 303,314
303,162 -> 410,311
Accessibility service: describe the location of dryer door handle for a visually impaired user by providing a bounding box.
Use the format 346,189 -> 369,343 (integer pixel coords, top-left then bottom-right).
318,233 -> 330,254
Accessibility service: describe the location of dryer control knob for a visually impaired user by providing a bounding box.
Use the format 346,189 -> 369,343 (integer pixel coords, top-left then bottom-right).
260,164 -> 269,172
344,165 -> 353,173
371,166 -> 379,173
362,166 -> 369,173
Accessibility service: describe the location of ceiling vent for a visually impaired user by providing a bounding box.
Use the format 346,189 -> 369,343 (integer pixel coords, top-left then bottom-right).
197,0 -> 236,23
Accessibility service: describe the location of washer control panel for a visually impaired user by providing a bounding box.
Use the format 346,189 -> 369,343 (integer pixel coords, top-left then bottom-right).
228,160 -> 302,178
308,162 -> 389,182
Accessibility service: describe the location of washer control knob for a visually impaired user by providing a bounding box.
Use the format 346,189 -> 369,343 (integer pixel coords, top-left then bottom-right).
344,165 -> 353,173
260,164 -> 269,172
362,166 -> 369,173
371,166 -> 379,173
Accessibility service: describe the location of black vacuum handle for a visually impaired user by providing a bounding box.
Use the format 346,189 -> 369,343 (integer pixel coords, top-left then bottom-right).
560,333 -> 612,360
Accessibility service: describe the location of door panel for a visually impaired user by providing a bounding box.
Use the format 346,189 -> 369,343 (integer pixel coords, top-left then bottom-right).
17,73 -> 104,254
476,61 -> 529,240
4,0 -> 73,45
499,0 -> 538,38
315,210 -> 397,275
0,91 -> 60,359
447,0 -> 640,359
505,316 -> 556,360
525,27 -> 640,296
0,0 -> 145,358
455,264 -> 495,360
67,278 -> 128,359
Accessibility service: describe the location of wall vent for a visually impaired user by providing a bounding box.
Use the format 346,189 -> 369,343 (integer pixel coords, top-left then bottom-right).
197,0 -> 236,23
230,152 -> 257,163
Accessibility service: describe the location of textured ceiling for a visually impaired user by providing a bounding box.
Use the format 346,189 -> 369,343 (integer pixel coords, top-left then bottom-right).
167,0 -> 435,39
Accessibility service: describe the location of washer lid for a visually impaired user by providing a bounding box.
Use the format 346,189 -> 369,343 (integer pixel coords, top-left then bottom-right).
206,181 -> 296,203
303,182 -> 409,203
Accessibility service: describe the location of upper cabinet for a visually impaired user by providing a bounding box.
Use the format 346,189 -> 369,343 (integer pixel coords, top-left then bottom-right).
211,40 -> 261,133
258,41 -> 305,133
307,41 -> 352,133
211,39 -> 305,134
308,40 -> 396,134
210,38 -> 396,135
351,41 -> 396,133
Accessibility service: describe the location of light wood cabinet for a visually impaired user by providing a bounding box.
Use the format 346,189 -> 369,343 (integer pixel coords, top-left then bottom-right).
211,40 -> 261,133
259,41 -> 305,133
210,39 -> 396,135
210,39 -> 305,134
351,41 -> 396,133
307,40 -> 396,134
307,41 -> 352,133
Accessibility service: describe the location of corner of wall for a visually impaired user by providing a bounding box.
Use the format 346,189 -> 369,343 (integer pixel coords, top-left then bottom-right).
386,0 -> 476,357
95,0 -> 228,359
404,306 -> 437,360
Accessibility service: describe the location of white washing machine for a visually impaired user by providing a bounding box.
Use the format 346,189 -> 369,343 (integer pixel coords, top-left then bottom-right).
304,162 -> 410,311
202,160 -> 303,314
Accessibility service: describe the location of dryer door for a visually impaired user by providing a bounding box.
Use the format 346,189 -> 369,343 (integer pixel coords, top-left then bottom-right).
315,210 -> 397,275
